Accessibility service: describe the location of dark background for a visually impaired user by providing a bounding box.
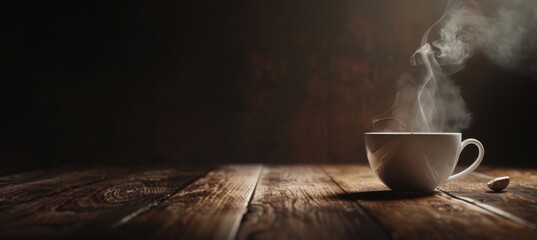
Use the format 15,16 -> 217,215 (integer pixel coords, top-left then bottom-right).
2,0 -> 536,169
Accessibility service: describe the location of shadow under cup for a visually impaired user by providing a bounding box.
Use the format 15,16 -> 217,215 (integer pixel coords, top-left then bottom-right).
364,132 -> 484,192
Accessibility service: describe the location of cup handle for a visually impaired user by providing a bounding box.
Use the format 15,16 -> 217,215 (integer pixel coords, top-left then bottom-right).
446,138 -> 485,182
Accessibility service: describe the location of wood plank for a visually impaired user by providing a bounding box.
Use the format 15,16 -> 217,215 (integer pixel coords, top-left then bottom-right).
236,165 -> 390,240
439,172 -> 537,230
0,168 -> 59,188
0,167 -> 207,239
323,164 -> 537,240
0,167 -> 122,209
0,167 -> 91,188
113,165 -> 261,240
477,166 -> 537,188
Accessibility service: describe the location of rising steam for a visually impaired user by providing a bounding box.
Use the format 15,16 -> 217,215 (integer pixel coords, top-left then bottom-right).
368,0 -> 537,133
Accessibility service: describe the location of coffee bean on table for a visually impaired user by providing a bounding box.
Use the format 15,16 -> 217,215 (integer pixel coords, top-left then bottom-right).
487,176 -> 510,192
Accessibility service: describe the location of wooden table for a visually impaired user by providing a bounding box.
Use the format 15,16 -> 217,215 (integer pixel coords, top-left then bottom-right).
1,165 -> 536,239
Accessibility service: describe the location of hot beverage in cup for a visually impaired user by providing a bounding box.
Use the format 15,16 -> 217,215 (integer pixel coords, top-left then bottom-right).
364,132 -> 484,192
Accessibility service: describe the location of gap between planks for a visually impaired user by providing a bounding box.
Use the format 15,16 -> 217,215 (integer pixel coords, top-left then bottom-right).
236,165 -> 391,240
319,164 -> 397,239
113,165 -> 263,240
438,190 -> 537,230
321,164 -> 537,239
0,166 -> 211,239
112,166 -> 217,228
438,170 -> 537,231
227,165 -> 263,240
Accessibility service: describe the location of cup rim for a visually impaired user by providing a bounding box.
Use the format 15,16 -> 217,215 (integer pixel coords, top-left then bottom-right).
364,132 -> 461,136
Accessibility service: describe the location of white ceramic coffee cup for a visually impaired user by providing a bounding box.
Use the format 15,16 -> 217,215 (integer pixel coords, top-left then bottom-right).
364,132 -> 484,192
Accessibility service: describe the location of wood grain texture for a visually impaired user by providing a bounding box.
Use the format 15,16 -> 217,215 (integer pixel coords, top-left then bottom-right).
323,164 -> 537,240
0,168 -> 68,188
0,167 -> 206,239
114,165 -> 261,240
440,172 -> 537,229
0,167 -> 112,189
1,164 -> 537,239
236,165 -> 390,240
0,167 -> 120,209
